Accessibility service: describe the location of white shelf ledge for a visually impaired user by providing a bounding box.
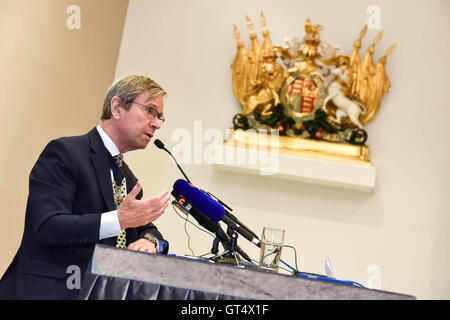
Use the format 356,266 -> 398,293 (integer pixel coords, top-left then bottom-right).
211,144 -> 376,192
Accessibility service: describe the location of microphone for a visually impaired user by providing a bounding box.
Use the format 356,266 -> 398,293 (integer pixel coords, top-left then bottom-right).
173,179 -> 261,247
156,139 -> 260,255
156,139 -> 224,237
172,190 -> 253,263
153,138 -> 165,150
173,179 -> 225,222
171,191 -> 220,233
174,180 -> 259,240
154,139 -> 191,184
206,191 -> 259,240
155,139 -> 243,227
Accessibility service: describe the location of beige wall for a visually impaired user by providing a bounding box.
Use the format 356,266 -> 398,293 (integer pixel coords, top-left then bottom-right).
115,0 -> 450,299
0,0 -> 129,275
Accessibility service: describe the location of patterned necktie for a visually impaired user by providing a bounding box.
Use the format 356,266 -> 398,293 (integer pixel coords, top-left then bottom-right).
112,154 -> 127,248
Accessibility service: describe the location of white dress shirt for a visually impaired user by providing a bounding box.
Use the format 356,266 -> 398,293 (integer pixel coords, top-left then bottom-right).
96,125 -> 160,251
96,125 -> 123,240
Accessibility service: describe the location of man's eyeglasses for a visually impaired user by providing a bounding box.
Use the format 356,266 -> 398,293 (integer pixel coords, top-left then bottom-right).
132,101 -> 165,124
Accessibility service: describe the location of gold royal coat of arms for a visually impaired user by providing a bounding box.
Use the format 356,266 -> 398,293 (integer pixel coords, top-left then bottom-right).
229,12 -> 397,164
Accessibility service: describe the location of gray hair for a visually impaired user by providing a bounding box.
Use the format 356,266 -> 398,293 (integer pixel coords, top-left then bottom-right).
101,75 -> 166,120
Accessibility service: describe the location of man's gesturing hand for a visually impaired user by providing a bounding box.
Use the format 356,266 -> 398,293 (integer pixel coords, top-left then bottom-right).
117,181 -> 170,229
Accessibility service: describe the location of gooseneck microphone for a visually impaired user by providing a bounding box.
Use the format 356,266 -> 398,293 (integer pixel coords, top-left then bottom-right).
155,138 -> 260,261
155,139 -> 216,232
154,139 -> 191,184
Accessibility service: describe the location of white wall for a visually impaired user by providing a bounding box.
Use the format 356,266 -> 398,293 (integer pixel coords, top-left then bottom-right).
115,0 -> 450,299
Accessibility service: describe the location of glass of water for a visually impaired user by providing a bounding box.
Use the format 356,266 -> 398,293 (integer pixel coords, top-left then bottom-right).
258,227 -> 285,272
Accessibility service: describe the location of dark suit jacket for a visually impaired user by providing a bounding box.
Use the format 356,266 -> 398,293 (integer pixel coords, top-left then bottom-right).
0,128 -> 168,299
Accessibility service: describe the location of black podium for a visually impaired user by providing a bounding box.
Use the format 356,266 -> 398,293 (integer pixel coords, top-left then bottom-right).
79,244 -> 415,300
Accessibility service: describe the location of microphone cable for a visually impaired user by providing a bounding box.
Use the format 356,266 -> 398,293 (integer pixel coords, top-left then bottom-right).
281,244 -> 299,272
172,202 -> 216,257
277,251 -> 366,288
172,203 -> 216,239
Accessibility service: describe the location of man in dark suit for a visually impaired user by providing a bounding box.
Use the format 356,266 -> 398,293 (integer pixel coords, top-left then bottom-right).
0,75 -> 171,299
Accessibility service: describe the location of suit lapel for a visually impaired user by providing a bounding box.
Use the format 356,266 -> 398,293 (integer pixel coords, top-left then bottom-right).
87,127 -> 143,246
88,128 -> 116,211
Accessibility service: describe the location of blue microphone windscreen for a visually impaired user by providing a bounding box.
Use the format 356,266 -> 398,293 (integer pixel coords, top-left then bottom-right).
173,179 -> 225,222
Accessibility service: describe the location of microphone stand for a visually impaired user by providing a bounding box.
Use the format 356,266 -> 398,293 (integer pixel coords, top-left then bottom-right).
210,228 -> 231,260
209,226 -> 255,267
